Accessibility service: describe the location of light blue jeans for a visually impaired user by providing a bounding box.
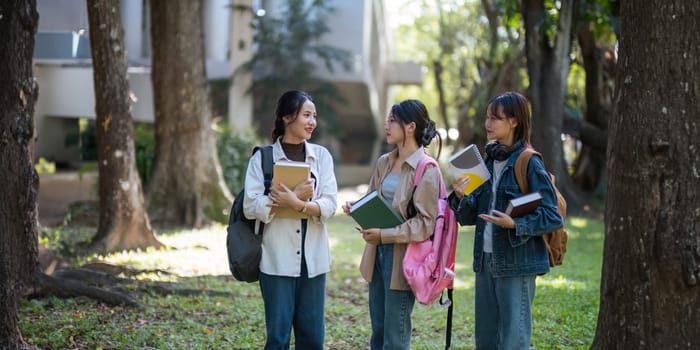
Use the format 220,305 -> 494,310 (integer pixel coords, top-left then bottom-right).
475,253 -> 536,350
368,244 -> 415,350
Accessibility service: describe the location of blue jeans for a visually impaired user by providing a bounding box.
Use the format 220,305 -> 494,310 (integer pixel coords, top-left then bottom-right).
259,221 -> 325,350
368,244 -> 415,350
474,253 -> 536,350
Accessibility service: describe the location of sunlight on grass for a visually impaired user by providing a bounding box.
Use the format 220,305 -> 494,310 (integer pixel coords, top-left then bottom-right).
538,274 -> 588,290
22,213 -> 603,349
569,217 -> 589,228
98,225 -> 232,280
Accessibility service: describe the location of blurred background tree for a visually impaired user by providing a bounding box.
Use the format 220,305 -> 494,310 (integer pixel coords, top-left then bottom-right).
242,0 -> 351,143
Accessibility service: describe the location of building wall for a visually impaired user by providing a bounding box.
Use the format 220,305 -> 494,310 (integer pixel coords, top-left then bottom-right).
32,0 -> 421,185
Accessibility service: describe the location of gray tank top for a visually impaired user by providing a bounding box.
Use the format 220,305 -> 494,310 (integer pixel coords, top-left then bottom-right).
381,172 -> 401,203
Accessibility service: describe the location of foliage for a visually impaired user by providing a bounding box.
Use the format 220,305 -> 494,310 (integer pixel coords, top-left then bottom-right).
133,122 -> 155,186
22,215 -> 602,349
391,0 -> 526,148
215,124 -> 263,195
243,0 -> 351,139
34,157 -> 56,174
64,118 -> 97,162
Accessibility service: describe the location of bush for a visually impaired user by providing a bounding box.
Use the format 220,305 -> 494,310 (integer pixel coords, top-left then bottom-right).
216,124 -> 264,194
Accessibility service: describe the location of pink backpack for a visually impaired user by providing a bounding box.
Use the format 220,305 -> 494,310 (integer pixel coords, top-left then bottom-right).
403,157 -> 459,305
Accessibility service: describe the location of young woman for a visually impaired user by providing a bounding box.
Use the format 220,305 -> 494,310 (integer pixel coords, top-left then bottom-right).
243,90 -> 337,350
448,91 -> 563,349
342,99 -> 443,349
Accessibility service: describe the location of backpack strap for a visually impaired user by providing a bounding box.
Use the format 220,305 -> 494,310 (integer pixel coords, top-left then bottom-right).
258,145 -> 274,195
411,156 -> 454,349
513,147 -> 541,194
413,157 -> 447,198
254,145 -> 274,235
407,156 -> 446,218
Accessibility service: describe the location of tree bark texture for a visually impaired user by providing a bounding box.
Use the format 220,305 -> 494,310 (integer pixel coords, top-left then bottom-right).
87,0 -> 163,253
148,0 -> 233,227
521,0 -> 583,210
0,0 -> 39,348
592,1 -> 700,348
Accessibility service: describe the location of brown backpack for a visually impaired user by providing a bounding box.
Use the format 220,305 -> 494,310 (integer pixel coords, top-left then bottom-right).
513,148 -> 568,267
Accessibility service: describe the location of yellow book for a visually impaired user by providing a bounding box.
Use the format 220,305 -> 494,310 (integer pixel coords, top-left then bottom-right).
273,160 -> 311,219
448,144 -> 490,195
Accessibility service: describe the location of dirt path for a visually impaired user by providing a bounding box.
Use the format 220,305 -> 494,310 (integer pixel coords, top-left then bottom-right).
38,171 -> 97,227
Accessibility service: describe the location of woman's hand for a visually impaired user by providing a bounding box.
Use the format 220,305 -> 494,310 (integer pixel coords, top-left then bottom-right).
269,183 -> 303,210
358,228 -> 381,245
478,210 -> 515,229
452,175 -> 470,200
341,201 -> 354,215
294,178 -> 314,201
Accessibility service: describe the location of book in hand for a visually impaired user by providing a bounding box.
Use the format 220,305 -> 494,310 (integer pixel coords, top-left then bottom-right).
349,190 -> 405,229
448,144 -> 490,195
505,192 -> 543,217
272,160 -> 311,219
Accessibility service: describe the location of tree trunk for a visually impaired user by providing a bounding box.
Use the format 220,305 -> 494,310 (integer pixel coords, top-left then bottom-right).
521,0 -> 583,211
592,0 -> 700,348
148,0 -> 233,227
86,0 -> 163,253
570,22 -> 612,193
0,0 -> 40,347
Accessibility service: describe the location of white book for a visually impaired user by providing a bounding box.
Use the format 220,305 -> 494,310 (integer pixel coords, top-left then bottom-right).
448,144 -> 490,195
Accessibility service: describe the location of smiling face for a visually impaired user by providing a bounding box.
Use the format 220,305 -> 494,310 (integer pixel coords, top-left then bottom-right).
282,100 -> 317,144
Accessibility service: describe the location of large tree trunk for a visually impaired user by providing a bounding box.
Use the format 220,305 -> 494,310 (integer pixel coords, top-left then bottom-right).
0,0 -> 40,347
592,0 -> 700,348
87,0 -> 163,253
521,0 -> 583,211
148,0 -> 233,227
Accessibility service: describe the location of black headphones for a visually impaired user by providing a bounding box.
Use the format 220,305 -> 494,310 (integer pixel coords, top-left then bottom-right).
485,140 -> 523,161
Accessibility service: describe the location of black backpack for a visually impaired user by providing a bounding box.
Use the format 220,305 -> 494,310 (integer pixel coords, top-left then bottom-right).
226,145 -> 273,282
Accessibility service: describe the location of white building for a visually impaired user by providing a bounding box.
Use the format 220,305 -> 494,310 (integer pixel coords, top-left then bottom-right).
33,0 -> 422,185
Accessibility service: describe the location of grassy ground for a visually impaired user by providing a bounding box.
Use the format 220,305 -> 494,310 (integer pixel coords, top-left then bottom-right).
21,215 -> 603,349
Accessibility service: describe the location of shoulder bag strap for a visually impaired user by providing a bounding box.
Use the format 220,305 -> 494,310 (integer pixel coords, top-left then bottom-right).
255,145 -> 275,235
514,148 -> 541,194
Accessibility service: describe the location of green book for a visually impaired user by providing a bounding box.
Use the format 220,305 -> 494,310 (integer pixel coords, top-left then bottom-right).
349,190 -> 405,229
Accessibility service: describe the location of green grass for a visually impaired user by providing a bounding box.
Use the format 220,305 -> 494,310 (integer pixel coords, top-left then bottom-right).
20,215 -> 603,349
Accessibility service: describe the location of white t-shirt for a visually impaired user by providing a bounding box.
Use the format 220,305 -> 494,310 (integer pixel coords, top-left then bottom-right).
483,160 -> 506,253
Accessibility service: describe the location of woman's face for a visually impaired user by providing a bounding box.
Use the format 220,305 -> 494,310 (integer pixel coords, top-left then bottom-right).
384,113 -> 415,146
283,100 -> 317,143
485,104 -> 517,145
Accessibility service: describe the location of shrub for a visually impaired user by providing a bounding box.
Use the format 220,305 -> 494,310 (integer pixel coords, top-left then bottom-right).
216,124 -> 264,194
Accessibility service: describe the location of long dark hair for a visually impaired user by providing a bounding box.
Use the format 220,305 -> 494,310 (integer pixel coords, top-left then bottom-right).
389,99 -> 442,158
270,90 -> 314,142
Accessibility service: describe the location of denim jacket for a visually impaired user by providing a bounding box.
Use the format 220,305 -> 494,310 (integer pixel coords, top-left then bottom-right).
448,144 -> 563,277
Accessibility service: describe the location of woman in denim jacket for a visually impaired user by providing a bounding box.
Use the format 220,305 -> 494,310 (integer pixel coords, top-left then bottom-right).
448,92 -> 563,350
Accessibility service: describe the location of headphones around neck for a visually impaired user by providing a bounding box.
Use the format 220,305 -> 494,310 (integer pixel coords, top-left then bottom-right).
485,140 -> 523,161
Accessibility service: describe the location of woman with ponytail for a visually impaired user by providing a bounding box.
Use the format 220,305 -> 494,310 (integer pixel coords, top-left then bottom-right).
342,99 -> 443,349
243,90 -> 337,349
448,91 -> 563,349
